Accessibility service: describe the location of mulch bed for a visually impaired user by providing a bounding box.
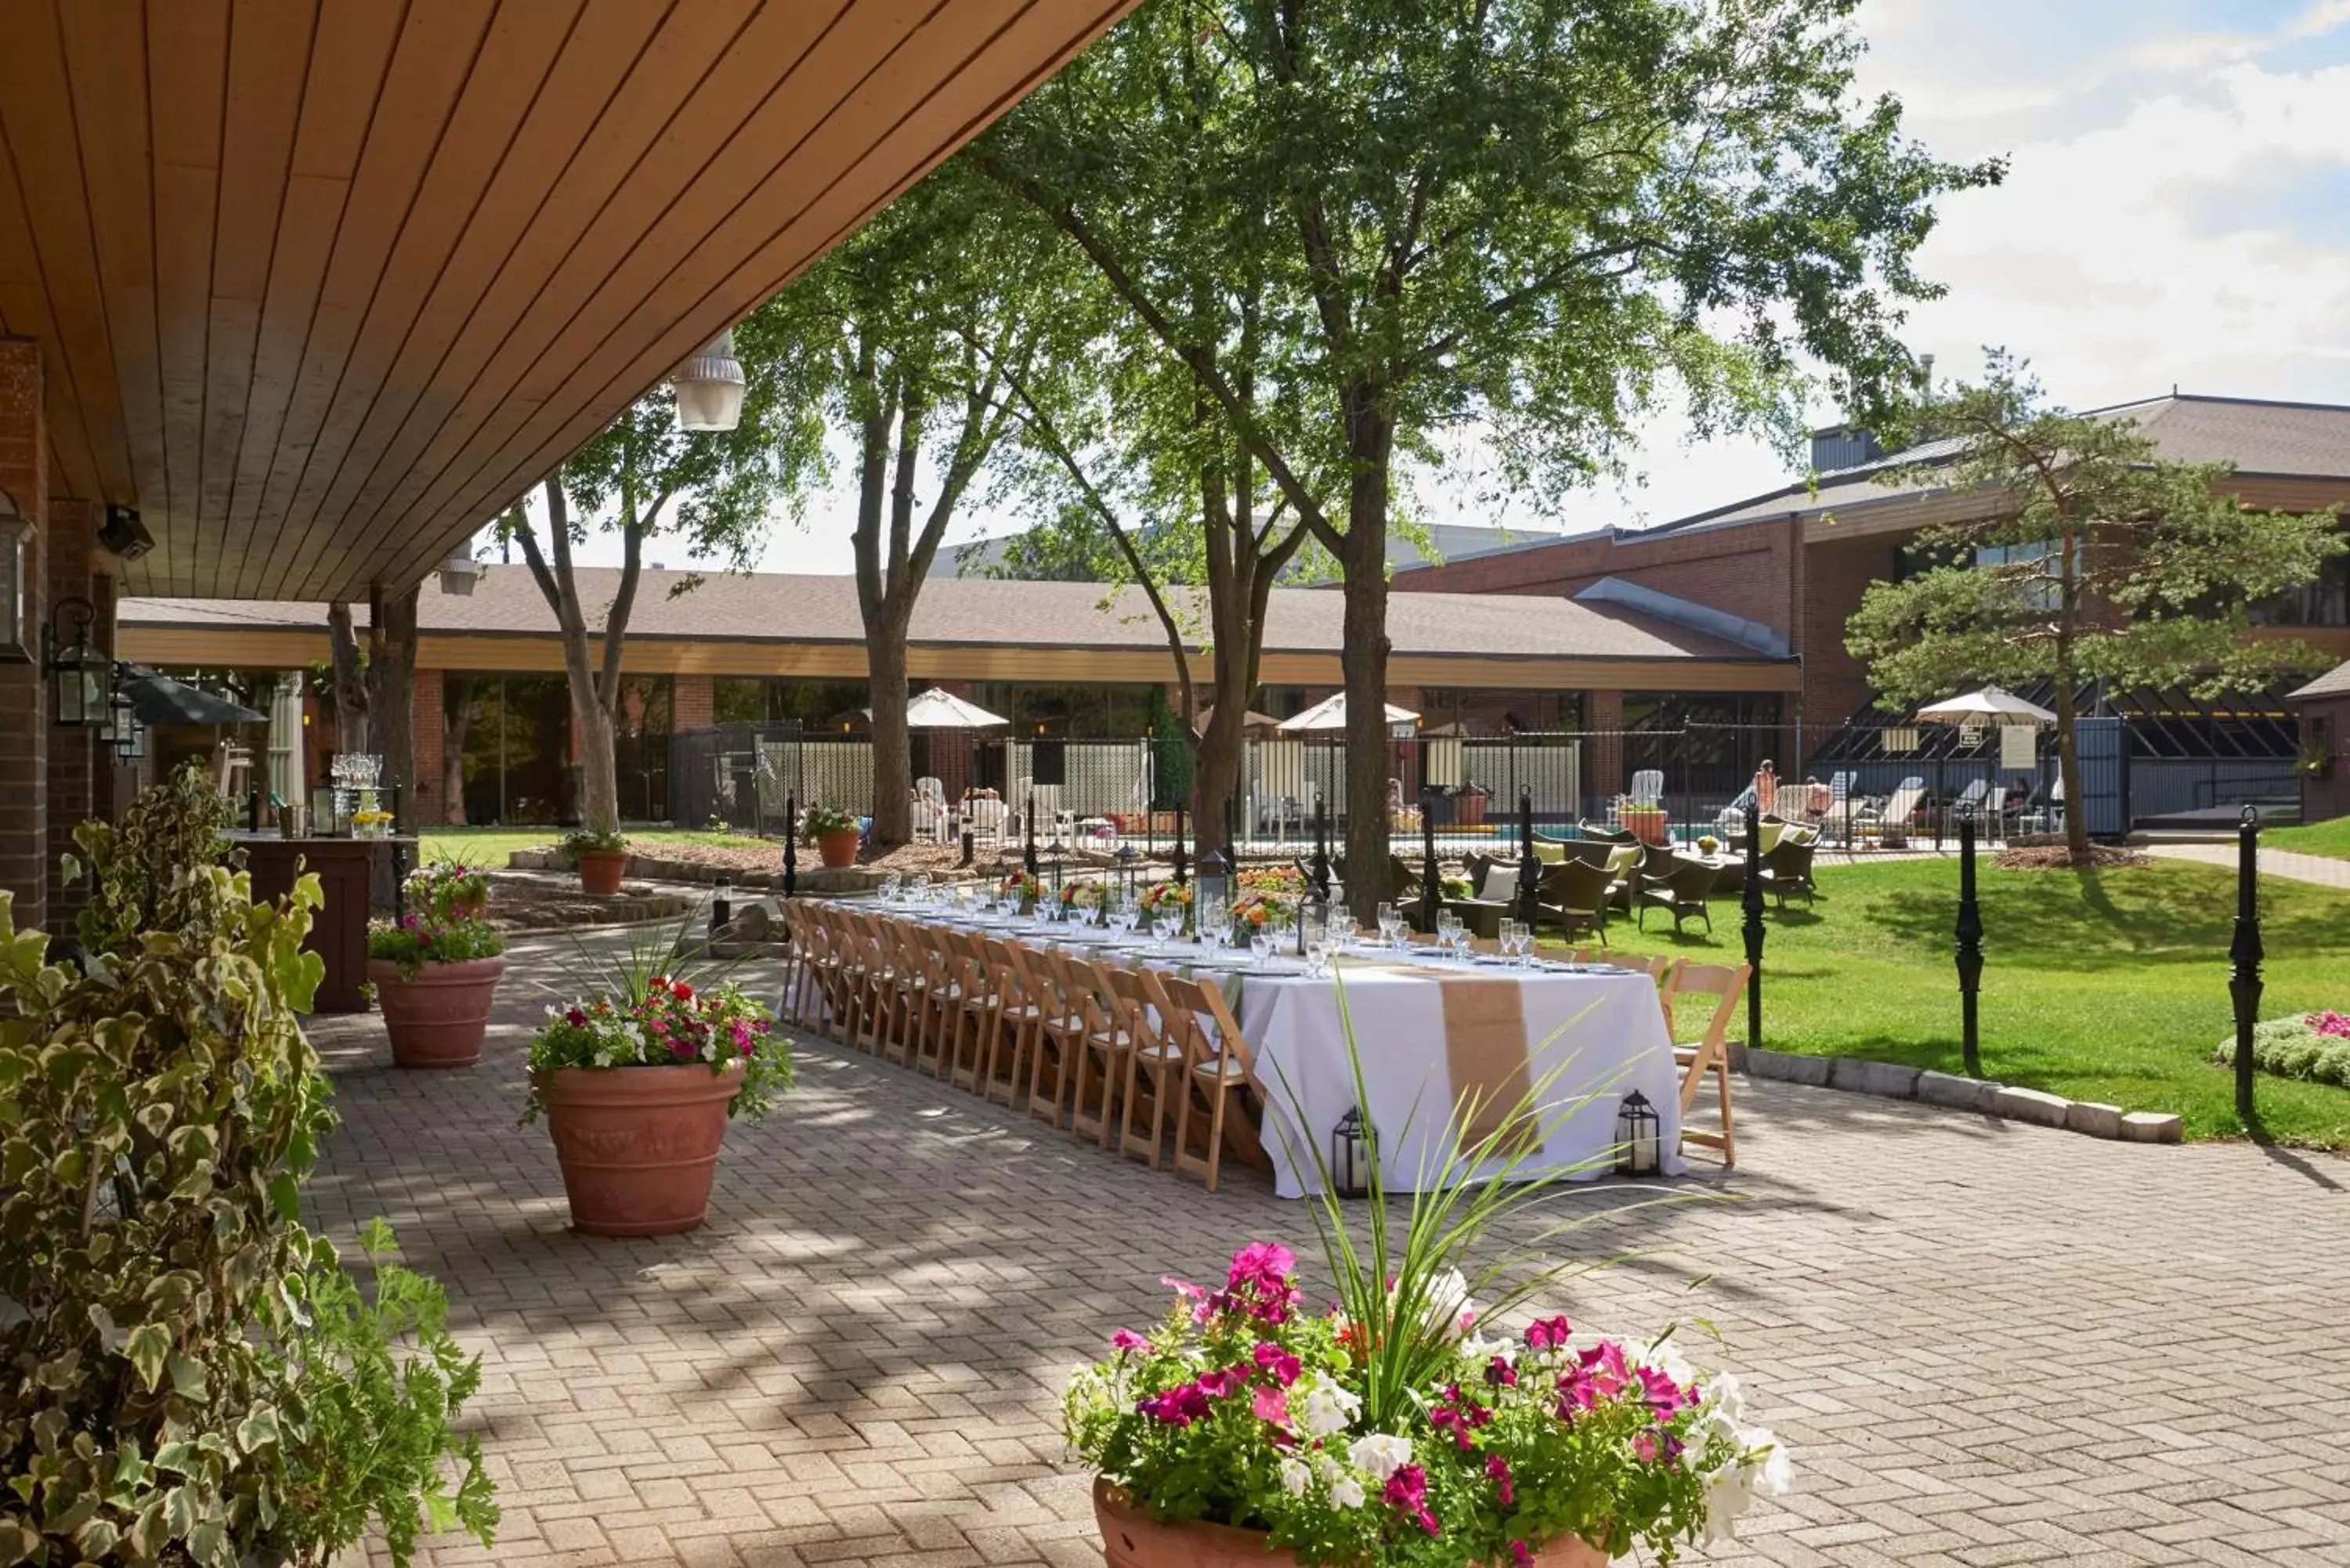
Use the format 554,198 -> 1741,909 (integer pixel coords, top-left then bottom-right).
1994,844 -> 2152,871
482,873 -> 689,930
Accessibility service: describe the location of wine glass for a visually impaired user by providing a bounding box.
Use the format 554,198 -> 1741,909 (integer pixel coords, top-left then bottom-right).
1375,901 -> 1397,945
1303,923 -> 1330,979
1250,930 -> 1275,967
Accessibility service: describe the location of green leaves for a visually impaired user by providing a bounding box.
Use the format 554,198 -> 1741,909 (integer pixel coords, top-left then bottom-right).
122,1322 -> 172,1393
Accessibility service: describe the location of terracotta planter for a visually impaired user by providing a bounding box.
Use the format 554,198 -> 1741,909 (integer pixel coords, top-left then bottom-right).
1621,808 -> 1668,847
577,849 -> 630,895
367,956 -> 506,1069
537,1062 -> 744,1236
1093,1480 -> 1604,1568
816,827 -> 861,868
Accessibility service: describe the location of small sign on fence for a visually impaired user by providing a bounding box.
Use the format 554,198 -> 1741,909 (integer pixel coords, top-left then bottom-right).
1999,724 -> 2037,770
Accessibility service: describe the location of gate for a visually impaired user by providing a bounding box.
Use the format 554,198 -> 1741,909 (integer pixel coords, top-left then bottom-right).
2073,716 -> 2128,836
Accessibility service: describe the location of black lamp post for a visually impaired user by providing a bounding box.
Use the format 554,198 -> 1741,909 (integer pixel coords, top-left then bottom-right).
2229,804 -> 2264,1121
1024,790 -> 1039,878
1311,793 -> 1331,901
782,790 -> 798,898
1741,798 -> 1766,1053
1419,808 -> 1441,934
1516,785 -> 1541,930
1954,805 -> 1984,1076
1172,803 -> 1188,886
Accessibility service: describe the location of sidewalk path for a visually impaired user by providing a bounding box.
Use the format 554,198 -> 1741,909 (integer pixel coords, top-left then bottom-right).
2146,842 -> 2350,891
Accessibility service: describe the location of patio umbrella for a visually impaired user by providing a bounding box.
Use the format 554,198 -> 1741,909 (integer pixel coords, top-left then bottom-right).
119,668 -> 266,726
1193,703 -> 1283,737
901,688 -> 1008,728
264,673 -> 304,804
1277,692 -> 1420,732
1914,686 -> 2059,726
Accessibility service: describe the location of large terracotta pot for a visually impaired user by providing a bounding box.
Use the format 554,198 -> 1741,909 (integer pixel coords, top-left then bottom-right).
367,956 -> 505,1069
577,849 -> 630,895
816,827 -> 861,868
1094,1481 -> 1604,1568
537,1062 -> 743,1236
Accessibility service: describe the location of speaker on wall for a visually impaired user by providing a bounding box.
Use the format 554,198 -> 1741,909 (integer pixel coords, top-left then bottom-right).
99,505 -> 152,562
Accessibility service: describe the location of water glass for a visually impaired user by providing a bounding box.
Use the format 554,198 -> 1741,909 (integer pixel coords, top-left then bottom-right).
1376,901 -> 1397,944
1153,913 -> 1181,947
1251,930 -> 1275,967
1304,930 -> 1330,979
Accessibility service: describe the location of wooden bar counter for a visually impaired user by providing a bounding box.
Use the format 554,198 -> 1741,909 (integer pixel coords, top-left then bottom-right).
232,834 -> 417,1013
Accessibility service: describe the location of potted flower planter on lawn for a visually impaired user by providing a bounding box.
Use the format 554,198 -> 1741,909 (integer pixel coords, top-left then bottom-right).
525,925 -> 793,1236
365,908 -> 507,1070
804,801 -> 862,869
562,829 -> 632,895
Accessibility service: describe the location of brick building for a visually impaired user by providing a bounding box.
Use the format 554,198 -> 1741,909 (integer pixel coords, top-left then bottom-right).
1395,395 -> 2350,805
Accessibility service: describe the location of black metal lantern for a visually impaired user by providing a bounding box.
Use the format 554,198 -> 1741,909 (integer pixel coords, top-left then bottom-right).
1614,1090 -> 1663,1177
44,595 -> 109,726
99,672 -> 132,743
1331,1106 -> 1371,1198
116,714 -> 146,763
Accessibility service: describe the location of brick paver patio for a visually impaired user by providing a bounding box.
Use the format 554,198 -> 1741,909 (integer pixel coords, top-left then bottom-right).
312,930 -> 2350,1568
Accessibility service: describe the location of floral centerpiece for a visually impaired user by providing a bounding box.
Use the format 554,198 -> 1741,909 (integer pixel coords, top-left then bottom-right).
1139,880 -> 1194,916
524,923 -> 793,1236
1231,889 -> 1299,933
1695,835 -> 1721,857
350,806 -> 395,838
1064,985 -> 1794,1567
365,912 -> 508,1069
1001,870 -> 1043,908
1063,880 -> 1105,912
1441,875 -> 1477,903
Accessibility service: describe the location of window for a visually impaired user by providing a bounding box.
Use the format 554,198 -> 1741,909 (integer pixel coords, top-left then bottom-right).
2250,554 -> 2350,627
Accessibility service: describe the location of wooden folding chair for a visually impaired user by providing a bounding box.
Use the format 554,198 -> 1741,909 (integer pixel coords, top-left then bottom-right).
1660,961 -> 1748,1165
836,910 -> 886,1052
1108,966 -> 1183,1168
1064,957 -> 1133,1150
1030,946 -> 1097,1128
1149,971 -> 1262,1194
980,938 -> 1044,1107
872,917 -> 927,1068
936,929 -> 992,1091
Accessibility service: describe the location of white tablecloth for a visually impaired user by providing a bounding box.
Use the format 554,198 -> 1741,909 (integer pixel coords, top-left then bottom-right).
1244,966 -> 1685,1198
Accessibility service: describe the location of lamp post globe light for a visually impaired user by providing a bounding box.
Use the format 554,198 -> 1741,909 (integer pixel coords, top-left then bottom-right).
672,327 -> 747,432
437,547 -> 484,596
0,507 -> 29,661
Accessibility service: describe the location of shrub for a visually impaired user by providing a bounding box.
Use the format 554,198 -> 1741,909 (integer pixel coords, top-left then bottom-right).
367,915 -> 508,980
2214,1013 -> 2350,1089
0,778 -> 496,1568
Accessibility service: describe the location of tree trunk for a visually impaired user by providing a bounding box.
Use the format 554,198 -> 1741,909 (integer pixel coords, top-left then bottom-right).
366,586 -> 419,833
443,676 -> 474,826
1193,699 -> 1246,856
1339,397 -> 1395,920
327,603 -> 368,754
866,620 -> 912,848
561,620 -> 619,833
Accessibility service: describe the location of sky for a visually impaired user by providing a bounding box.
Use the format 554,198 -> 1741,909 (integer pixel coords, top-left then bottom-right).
555,0 -> 2350,579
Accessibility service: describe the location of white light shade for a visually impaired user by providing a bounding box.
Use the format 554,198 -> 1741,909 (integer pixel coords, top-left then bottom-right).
437,548 -> 484,596
673,328 -> 746,432
0,509 -> 27,660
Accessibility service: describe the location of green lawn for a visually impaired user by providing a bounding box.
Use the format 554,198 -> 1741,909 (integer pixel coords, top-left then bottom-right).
415,826 -> 755,866
1579,856 -> 2350,1148
2267,815 -> 2350,862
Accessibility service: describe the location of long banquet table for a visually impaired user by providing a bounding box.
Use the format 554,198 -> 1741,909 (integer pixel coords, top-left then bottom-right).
838,901 -> 1687,1197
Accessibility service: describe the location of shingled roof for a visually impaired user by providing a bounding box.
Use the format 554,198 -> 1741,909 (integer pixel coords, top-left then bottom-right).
121,565 -> 1773,665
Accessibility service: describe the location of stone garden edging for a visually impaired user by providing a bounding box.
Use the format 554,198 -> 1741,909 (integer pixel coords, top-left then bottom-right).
1742,1047 -> 2183,1144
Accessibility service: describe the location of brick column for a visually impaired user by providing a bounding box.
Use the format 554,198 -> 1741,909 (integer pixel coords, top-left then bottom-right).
410,671 -> 445,825
673,671 -> 713,731
44,498 -> 98,923
0,339 -> 49,934
1585,688 -> 1625,806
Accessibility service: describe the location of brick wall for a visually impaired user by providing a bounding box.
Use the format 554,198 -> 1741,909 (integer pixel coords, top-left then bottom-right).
411,671 -> 445,825
1799,537 -> 1899,727
44,499 -> 96,922
0,338 -> 49,933
674,671 -> 713,731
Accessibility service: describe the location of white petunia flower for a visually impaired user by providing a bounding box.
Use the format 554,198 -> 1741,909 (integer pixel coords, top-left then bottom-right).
1414,1268 -> 1475,1338
1462,1330 -> 1517,1365
1749,1432 -> 1794,1498
1329,1476 -> 1368,1510
1347,1433 -> 1415,1483
1278,1456 -> 1311,1498
1296,1377 -> 1361,1440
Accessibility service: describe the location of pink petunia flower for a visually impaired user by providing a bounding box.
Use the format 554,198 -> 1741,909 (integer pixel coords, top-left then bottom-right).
1253,1342 -> 1302,1386
1524,1314 -> 1574,1351
1511,1542 -> 1535,1568
1383,1465 -> 1441,1536
1486,1454 -> 1515,1505
1110,1329 -> 1147,1353
1252,1385 -> 1290,1426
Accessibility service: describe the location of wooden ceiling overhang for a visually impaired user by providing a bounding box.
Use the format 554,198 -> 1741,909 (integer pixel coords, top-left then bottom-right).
0,0 -> 1132,601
